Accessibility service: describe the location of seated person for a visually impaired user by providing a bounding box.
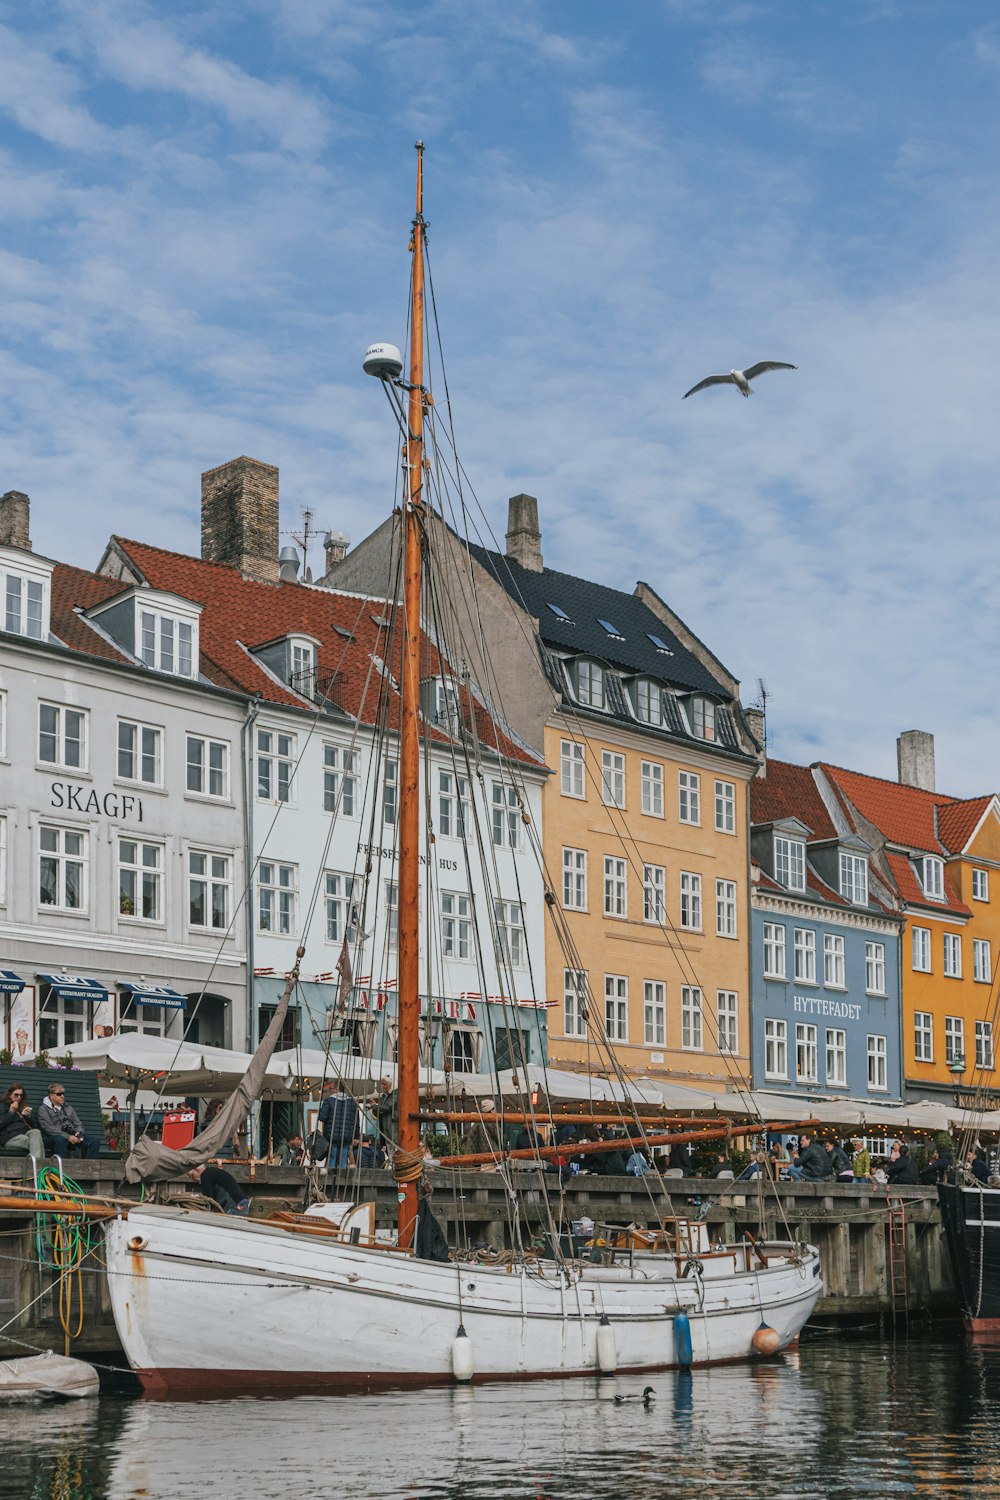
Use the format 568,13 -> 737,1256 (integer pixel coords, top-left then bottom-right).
626,1149 -> 653,1176
787,1133 -> 833,1182
37,1082 -> 101,1159
0,1085 -> 44,1158
667,1140 -> 693,1176
969,1149 -> 990,1184
885,1144 -> 919,1185
276,1132 -> 304,1165
189,1163 -> 250,1214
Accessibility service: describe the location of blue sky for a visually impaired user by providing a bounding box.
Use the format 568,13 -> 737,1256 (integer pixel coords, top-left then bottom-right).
2,1 -> 999,794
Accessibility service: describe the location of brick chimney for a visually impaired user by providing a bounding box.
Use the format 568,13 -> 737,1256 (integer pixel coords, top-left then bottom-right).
201,457 -> 279,583
897,729 -> 935,792
505,493 -> 543,572
744,707 -> 766,773
0,491 -> 31,551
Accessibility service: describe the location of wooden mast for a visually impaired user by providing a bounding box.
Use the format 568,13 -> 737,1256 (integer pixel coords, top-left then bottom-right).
397,141 -> 426,1248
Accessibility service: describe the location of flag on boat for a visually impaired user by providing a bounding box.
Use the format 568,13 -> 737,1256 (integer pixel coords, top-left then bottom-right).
336,937 -> 354,1014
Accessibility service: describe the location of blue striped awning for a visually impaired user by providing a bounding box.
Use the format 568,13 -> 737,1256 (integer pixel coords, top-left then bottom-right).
37,974 -> 110,1004
117,981 -> 187,1011
0,970 -> 26,995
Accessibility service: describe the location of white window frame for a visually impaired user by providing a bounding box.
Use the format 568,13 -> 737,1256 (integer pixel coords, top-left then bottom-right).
383,758 -> 398,825
576,660 -> 605,709
715,878 -> 737,938
974,938 -> 992,984
560,739 -> 585,799
643,980 -> 666,1047
635,679 -> 662,726
385,880 -> 399,950
323,745 -> 359,817
774,835 -> 805,892
119,996 -> 172,1039
796,1022 -> 818,1082
290,639 -> 316,695
38,824 -> 88,912
643,863 -> 665,924
715,779 -> 736,834
823,933 -> 846,988
562,847 -> 587,910
491,781 -> 521,849
681,986 -> 703,1050
38,702 -> 88,772
914,1011 -> 933,1063
3,565 -> 46,639
604,856 -> 627,918
0,814 -> 6,906
679,870 -> 702,930
324,871 -> 356,943
763,922 -> 786,979
794,928 -> 817,984
690,697 -> 716,741
764,1018 -> 788,1079
716,990 -> 738,1053
38,990 -> 87,1051
437,768 -> 470,838
944,1016 -> 965,1066
972,869 -> 990,903
921,855 -> 945,902
678,770 -> 701,825
186,735 -> 229,799
943,932 -> 962,979
441,891 -> 472,960
839,851 -> 868,906
138,604 -> 195,677
258,860 -> 297,935
563,969 -> 588,1038
865,941 -> 887,995
640,760 -> 663,818
976,1020 -> 994,1071
188,849 -> 232,931
912,926 -> 931,973
826,1028 -> 847,1087
256,727 -> 295,804
117,719 -> 162,786
601,751 -> 625,809
867,1034 -> 888,1091
494,899 -> 525,968
118,837 -> 164,923
0,688 -> 6,757
604,974 -> 628,1042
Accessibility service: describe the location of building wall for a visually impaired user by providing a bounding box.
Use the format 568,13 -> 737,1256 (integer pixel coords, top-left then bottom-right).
543,717 -> 753,1088
750,897 -> 902,1101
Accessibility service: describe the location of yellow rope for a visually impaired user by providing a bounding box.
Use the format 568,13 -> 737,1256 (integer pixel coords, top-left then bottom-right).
392,1147 -> 425,1184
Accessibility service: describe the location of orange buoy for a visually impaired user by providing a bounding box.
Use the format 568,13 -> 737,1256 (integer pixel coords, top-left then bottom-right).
752,1323 -> 782,1356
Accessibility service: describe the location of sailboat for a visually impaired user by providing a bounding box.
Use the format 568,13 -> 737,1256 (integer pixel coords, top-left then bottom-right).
102,145 -> 822,1395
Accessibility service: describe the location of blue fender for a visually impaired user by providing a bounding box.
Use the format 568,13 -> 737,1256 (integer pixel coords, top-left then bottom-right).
674,1310 -> 693,1369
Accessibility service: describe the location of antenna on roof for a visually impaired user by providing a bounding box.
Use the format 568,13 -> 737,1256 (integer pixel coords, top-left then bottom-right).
745,677 -> 769,758
281,508 -> 327,585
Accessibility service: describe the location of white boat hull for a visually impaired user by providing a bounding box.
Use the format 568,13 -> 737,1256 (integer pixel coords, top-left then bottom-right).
104,1206 -> 822,1395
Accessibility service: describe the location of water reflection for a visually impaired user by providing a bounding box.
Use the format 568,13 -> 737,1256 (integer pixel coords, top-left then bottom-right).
7,1335 -> 1000,1500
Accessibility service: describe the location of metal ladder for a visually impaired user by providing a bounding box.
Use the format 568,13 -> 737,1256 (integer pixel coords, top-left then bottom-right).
886,1195 -> 909,1327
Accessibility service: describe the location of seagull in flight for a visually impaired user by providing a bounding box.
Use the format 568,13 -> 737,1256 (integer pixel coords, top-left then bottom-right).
683,361 -> 797,399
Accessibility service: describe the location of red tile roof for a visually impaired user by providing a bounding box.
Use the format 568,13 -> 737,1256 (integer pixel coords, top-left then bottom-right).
937,797 -> 993,854
884,851 -> 970,918
819,764 -> 995,858
50,565 -> 133,664
750,759 -> 837,840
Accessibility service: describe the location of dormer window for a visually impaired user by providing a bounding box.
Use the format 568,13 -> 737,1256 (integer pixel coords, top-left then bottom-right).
139,607 -> 194,677
774,834 -> 806,892
575,660 -> 605,709
689,696 -> 716,741
920,856 -> 945,902
840,851 -> 869,906
426,676 -> 461,734
85,586 -> 201,678
290,639 -> 316,695
633,678 -> 663,726
0,550 -> 51,641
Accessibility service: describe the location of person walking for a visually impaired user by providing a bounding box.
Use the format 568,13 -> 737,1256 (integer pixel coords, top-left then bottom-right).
37,1082 -> 101,1159
0,1085 -> 44,1159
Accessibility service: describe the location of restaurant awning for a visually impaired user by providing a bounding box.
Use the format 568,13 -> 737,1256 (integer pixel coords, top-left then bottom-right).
37,973 -> 110,1003
118,981 -> 188,1010
0,970 -> 26,995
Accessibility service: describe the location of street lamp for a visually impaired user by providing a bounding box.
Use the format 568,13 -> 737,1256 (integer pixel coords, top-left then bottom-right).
949,1053 -> 967,1107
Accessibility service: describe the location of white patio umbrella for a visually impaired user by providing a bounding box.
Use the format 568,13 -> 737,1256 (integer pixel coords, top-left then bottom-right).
271,1048 -> 447,1095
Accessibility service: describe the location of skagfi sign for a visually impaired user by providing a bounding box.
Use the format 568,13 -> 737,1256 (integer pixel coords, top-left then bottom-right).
49,782 -> 146,821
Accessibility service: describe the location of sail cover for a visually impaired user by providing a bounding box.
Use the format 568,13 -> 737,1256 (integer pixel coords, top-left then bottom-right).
124,977 -> 295,1184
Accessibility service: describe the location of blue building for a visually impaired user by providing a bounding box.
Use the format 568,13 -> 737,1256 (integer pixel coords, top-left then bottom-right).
749,757 -> 903,1103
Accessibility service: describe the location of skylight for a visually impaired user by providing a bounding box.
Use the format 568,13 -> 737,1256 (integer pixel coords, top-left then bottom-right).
646,632 -> 674,655
547,603 -> 572,621
598,618 -> 624,640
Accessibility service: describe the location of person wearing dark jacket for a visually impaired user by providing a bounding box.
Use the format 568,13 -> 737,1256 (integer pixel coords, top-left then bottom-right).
318,1082 -> 360,1169
788,1134 -> 833,1181
189,1163 -> 250,1214
886,1145 -> 919,1185
668,1141 -> 693,1176
825,1141 -> 855,1181
969,1151 -> 990,1183
0,1085 -> 44,1158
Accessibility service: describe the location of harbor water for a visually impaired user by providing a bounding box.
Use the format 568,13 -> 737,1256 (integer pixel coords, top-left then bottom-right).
7,1331 -> 1000,1500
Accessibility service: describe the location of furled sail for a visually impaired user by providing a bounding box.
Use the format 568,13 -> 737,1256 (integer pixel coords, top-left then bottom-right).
124,960 -> 299,1184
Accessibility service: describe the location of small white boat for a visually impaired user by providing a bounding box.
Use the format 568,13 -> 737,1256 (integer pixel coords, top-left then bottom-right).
0,1351 -> 100,1401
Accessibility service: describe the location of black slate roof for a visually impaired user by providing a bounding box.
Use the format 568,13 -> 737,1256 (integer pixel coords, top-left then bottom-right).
468,544 -> 729,697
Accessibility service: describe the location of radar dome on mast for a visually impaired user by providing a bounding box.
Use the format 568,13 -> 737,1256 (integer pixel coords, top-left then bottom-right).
363,342 -> 403,380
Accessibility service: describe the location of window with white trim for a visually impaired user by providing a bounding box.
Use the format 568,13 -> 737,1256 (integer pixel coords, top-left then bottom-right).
867,1034 -> 888,1091
794,928 -> 816,983
944,1016 -> 965,1066
715,779 -> 735,834
38,990 -> 86,1051
258,861 -> 297,935
560,740 -> 585,799
189,850 -> 231,930
914,1011 -> 933,1062
824,933 -> 846,988
290,640 -> 316,695
494,899 -> 525,968
187,735 -> 229,798
920,856 -> 944,902
139,606 -> 194,677
430,677 -> 461,734
974,939 -> 992,984
644,980 -> 665,1046
976,1020 -> 994,1071
0,689 -> 6,757
641,760 -> 663,817
575,660 -> 605,709
323,745 -> 359,816
943,933 -> 962,979
643,863 -> 665,923
562,847 -> 587,910
972,869 -> 990,903
680,871 -> 702,930
491,781 -> 521,848
774,835 -> 805,892
690,697 -> 716,741
716,879 -> 737,938
383,758 -> 398,825
118,838 -> 163,921
119,996 -> 171,1039
912,926 -> 931,973
678,770 -> 700,825
840,852 -> 868,906
39,824 -> 87,910
716,990 -> 738,1053
681,986 -> 703,1050
3,567 -> 45,639
564,969 -> 588,1037
796,1023 -> 818,1082
604,857 -> 627,918
117,720 -> 162,785
826,1028 -> 847,1087
324,872 -> 356,943
257,728 -> 294,803
39,703 -> 87,771
385,880 -> 399,950
441,892 -> 472,959
865,941 -> 886,994
0,815 -> 6,906
604,974 -> 628,1042
438,769 -> 470,838
634,679 -> 663,725
764,1018 -> 787,1079
763,922 -> 786,979
601,751 -> 625,808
